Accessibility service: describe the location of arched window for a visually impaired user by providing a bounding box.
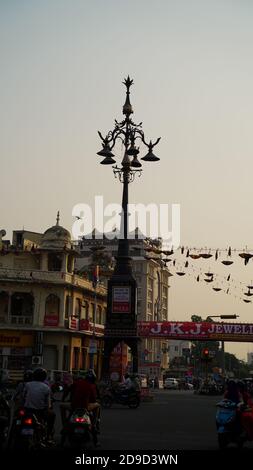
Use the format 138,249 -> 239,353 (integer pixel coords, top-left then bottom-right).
0,291 -> 9,323
81,301 -> 89,320
97,305 -> 102,324
75,298 -> 81,318
67,256 -> 73,273
44,294 -> 60,326
65,295 -> 71,320
102,307 -> 107,325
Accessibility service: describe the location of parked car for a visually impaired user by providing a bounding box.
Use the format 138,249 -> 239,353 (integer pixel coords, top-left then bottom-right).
163,378 -> 179,390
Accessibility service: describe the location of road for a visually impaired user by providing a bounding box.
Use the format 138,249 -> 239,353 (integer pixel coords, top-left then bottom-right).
53,389 -> 253,450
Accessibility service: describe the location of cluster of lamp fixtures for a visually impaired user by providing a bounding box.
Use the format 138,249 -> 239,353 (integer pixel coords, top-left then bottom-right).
96,76 -> 160,168
97,138 -> 160,167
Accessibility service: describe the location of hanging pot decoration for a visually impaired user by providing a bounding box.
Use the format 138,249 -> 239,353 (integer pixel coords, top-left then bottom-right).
176,272 -> 186,276
244,289 -> 253,297
243,299 -> 251,303
221,260 -> 234,266
239,253 -> 253,261
213,287 -> 222,292
163,250 -> 174,256
200,254 -> 213,259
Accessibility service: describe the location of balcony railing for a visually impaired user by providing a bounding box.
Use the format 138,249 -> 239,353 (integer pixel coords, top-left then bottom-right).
0,268 -> 107,295
10,315 -> 33,326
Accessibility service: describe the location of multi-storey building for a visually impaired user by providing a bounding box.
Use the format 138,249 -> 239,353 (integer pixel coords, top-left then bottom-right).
167,340 -> 191,363
76,228 -> 171,378
0,216 -> 107,381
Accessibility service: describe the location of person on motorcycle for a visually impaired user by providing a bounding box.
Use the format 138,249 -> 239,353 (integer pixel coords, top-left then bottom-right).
60,369 -> 100,446
237,381 -> 253,440
23,368 -> 56,443
84,369 -> 101,434
123,373 -> 134,390
224,379 -> 242,404
13,370 -> 34,410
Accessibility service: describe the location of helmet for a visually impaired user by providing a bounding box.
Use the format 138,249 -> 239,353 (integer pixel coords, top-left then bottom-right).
85,369 -> 96,383
33,368 -> 47,382
24,370 -> 33,382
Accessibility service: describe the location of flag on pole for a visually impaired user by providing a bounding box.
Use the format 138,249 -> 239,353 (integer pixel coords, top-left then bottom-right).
93,265 -> 99,287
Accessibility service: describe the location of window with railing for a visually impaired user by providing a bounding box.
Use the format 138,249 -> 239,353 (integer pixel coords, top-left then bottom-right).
11,292 -> 34,326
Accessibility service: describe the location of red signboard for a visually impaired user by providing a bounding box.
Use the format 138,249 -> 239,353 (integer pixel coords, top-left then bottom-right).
112,287 -> 131,313
69,317 -> 79,330
138,321 -> 253,342
79,319 -> 90,331
44,315 -> 59,327
79,319 -> 104,336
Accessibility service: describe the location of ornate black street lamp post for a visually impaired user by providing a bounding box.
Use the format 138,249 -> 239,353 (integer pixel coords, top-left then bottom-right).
97,77 -> 161,377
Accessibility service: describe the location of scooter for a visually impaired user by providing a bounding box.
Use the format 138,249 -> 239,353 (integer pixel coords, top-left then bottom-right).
61,408 -> 96,449
216,399 -> 246,449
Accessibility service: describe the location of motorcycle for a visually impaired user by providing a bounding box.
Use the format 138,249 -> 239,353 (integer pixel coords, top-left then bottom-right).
10,408 -> 47,450
0,389 -> 12,449
216,399 -> 247,449
61,408 -> 96,449
101,386 -> 140,409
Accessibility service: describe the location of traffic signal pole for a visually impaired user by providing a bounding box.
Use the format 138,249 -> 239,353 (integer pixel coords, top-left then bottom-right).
221,340 -> 225,376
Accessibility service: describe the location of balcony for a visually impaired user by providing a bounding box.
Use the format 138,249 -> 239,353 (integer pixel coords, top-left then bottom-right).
0,268 -> 107,296
10,315 -> 33,326
0,314 -> 33,326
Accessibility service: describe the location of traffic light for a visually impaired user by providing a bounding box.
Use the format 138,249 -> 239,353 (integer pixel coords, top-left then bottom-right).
202,348 -> 210,360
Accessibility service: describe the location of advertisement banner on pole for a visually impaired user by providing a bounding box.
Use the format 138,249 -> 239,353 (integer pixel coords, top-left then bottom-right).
112,286 -> 131,313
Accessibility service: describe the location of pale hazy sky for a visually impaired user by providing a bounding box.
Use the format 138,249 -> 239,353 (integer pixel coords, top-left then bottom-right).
1,0 -> 253,360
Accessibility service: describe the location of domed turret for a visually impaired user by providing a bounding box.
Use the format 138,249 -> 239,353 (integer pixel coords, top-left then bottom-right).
41,211 -> 72,250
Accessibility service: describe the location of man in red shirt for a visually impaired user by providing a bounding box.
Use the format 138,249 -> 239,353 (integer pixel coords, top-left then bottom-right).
70,375 -> 97,410
60,370 -> 100,434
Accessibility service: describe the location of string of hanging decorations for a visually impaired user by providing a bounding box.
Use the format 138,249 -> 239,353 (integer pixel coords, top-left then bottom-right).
168,261 -> 253,304
144,245 -> 253,304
